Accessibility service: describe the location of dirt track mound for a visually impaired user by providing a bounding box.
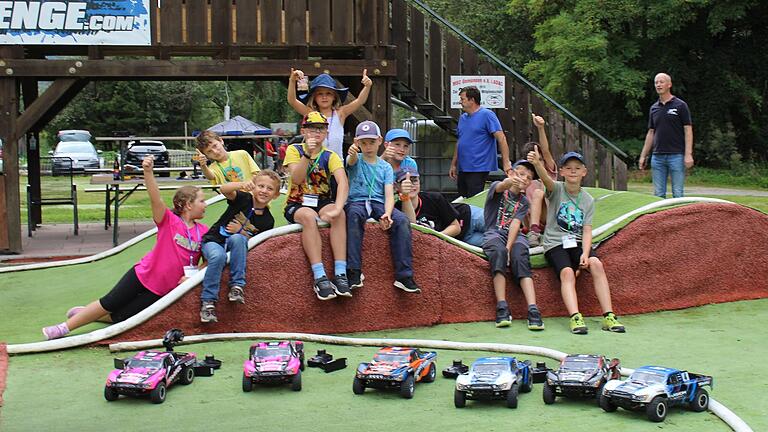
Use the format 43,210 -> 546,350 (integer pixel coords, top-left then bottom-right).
113,203 -> 768,342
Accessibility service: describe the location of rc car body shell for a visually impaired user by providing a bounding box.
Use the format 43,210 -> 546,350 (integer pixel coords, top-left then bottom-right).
105,350 -> 197,402
544,354 -> 620,401
243,341 -> 304,387
455,357 -> 532,404
354,347 -> 437,392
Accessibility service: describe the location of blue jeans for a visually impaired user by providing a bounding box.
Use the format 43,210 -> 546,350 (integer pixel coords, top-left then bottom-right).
461,205 -> 486,247
201,234 -> 248,302
651,153 -> 685,198
345,201 -> 413,279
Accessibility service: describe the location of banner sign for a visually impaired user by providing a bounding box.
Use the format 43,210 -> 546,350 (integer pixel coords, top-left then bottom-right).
0,1 -> 152,45
450,75 -> 506,109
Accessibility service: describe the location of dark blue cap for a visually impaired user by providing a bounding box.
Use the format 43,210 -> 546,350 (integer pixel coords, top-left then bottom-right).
512,159 -> 539,180
559,151 -> 586,167
300,73 -> 349,104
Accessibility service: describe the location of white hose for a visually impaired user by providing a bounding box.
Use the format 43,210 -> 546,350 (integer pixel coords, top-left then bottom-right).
108,332 -> 753,432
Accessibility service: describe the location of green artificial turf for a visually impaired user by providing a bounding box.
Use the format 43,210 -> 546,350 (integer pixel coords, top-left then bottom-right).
2,299 -> 766,431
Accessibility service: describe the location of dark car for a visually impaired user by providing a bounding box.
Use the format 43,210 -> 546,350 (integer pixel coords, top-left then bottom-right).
542,354 -> 621,404
124,140 -> 170,177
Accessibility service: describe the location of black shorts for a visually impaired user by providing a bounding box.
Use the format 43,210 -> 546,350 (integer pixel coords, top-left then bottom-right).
99,267 -> 162,323
481,232 -> 532,283
284,199 -> 334,224
544,244 -> 598,279
458,171 -> 489,198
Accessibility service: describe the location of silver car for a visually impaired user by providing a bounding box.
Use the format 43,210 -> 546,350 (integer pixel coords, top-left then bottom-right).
50,141 -> 103,175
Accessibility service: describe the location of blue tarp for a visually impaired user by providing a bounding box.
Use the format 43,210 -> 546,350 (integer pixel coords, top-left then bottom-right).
206,115 -> 272,136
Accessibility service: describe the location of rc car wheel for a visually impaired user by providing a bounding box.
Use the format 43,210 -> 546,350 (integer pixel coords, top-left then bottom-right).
400,375 -> 415,399
291,370 -> 302,391
454,389 -> 467,408
599,393 -> 617,412
300,353 -> 306,371
352,377 -> 366,395
423,363 -> 436,383
150,381 -> 167,404
506,383 -> 519,409
104,386 -> 119,402
542,382 -> 556,404
180,366 -> 195,385
646,396 -> 667,422
596,382 -> 606,405
689,388 -> 709,412
242,373 -> 253,392
520,378 -> 532,393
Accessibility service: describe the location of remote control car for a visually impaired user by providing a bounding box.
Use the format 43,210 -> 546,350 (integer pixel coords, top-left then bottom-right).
104,329 -> 197,404
454,357 -> 534,408
242,341 -> 305,392
542,354 -> 621,404
600,365 -> 713,422
353,347 -> 437,399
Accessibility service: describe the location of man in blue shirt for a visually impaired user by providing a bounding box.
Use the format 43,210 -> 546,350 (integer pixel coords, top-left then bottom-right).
639,73 -> 694,198
450,86 -> 512,198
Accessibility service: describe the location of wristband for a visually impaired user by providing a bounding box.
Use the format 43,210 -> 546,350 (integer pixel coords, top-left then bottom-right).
399,193 -> 411,202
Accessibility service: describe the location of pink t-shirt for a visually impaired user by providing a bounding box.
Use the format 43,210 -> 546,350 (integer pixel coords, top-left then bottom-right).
134,209 -> 207,296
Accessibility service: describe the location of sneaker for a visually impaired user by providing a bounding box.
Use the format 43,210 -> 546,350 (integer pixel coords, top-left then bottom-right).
495,305 -> 512,328
333,274 -> 353,297
527,230 -> 541,248
347,269 -> 365,289
394,277 -> 421,293
314,276 -> 338,301
42,323 -> 69,340
200,301 -> 218,323
527,307 -> 545,330
228,286 -> 245,303
602,313 -> 626,333
66,306 -> 85,320
569,313 -> 588,335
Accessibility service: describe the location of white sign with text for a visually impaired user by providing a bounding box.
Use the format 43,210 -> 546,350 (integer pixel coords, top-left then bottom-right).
450,75 -> 506,109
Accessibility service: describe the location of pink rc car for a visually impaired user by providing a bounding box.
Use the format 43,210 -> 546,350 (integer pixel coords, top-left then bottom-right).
104,329 -> 198,404
243,341 -> 305,392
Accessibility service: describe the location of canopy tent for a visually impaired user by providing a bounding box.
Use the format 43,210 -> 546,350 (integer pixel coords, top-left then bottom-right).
206,115 -> 272,136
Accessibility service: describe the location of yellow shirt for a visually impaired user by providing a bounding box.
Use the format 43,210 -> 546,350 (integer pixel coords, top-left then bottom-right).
208,150 -> 260,185
283,143 -> 343,205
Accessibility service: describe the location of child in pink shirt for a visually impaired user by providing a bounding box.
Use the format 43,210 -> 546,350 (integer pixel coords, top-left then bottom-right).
43,156 -> 208,340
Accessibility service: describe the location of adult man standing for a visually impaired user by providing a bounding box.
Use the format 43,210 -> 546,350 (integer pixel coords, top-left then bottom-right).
639,73 -> 694,198
450,86 -> 512,198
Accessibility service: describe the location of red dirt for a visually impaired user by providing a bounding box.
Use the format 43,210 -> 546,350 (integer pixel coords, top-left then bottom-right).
108,203 -> 768,343
0,343 -> 7,406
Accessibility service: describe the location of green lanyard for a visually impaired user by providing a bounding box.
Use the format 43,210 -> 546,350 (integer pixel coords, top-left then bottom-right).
566,190 -> 582,211
359,160 -> 377,199
305,149 -> 325,178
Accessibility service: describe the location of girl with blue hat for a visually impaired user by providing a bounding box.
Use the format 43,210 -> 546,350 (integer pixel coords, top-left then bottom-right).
287,68 -> 372,157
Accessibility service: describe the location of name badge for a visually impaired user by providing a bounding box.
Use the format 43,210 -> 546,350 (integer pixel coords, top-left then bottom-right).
562,234 -> 578,249
365,200 -> 372,217
303,194 -> 319,207
183,265 -> 199,277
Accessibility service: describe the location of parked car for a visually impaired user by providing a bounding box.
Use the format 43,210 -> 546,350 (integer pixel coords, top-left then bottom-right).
124,140 -> 170,177
58,129 -> 92,142
242,341 -> 305,392
454,356 -> 534,408
353,346 -> 437,399
50,140 -> 102,175
542,354 -> 621,404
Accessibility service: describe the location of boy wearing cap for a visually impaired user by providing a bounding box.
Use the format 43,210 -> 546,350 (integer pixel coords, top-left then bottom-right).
527,147 -> 626,334
345,120 -> 422,294
394,167 -> 486,247
382,128 -> 419,173
481,160 -> 545,330
284,111 -> 351,300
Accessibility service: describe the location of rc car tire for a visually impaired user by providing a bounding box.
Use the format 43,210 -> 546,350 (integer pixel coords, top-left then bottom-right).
423,363 -> 436,383
150,381 -> 167,404
520,378 -> 532,393
542,382 -> 556,404
506,383 -> 519,409
400,375 -> 415,399
454,389 -> 467,408
596,382 -> 606,405
104,386 -> 119,402
291,370 -> 302,391
352,377 -> 366,395
599,393 -> 617,412
242,373 -> 253,392
646,396 -> 667,422
689,388 -> 709,412
180,366 -> 195,385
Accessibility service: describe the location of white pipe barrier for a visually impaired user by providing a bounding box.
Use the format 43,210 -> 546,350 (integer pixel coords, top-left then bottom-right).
108,332 -> 753,432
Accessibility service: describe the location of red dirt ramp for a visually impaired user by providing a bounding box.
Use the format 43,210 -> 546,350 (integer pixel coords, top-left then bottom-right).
114,203 -> 768,342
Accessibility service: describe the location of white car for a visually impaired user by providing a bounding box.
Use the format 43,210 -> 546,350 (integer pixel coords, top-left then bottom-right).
50,141 -> 102,175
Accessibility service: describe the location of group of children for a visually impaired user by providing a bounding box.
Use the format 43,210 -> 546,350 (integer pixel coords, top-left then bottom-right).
43,69 -> 625,340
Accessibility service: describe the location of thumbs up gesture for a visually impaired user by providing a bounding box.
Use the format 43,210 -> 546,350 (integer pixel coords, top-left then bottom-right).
400,172 -> 413,195
361,68 -> 372,87
527,145 -> 543,168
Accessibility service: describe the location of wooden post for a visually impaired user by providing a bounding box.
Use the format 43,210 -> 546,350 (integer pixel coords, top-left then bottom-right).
582,136 -> 596,187
614,155 -> 628,191
0,77 -> 21,252
21,79 -> 41,226
598,146 -> 614,190
370,76 -> 391,133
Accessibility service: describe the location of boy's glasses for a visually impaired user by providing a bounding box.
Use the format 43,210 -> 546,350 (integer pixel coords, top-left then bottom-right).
303,126 -> 328,134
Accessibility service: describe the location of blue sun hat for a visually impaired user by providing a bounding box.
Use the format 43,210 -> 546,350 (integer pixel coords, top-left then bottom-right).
300,73 -> 349,104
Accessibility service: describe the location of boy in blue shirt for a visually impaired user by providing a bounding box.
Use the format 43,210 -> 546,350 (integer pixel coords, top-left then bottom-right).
345,121 -> 421,294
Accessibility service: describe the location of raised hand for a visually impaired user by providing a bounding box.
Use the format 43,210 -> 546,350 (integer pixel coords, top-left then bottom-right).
527,145 -> 542,167
532,113 -> 545,128
382,144 -> 396,161
306,136 -> 319,155
142,155 -> 155,171
290,68 -> 305,81
400,172 -> 413,195
361,68 -> 372,87
193,149 -> 208,165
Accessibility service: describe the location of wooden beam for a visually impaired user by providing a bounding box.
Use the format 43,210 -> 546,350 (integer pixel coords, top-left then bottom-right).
1,59 -> 397,78
0,77 -> 21,252
16,79 -> 84,139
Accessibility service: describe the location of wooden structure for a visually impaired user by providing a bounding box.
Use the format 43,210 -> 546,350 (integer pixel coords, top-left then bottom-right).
0,0 -> 628,253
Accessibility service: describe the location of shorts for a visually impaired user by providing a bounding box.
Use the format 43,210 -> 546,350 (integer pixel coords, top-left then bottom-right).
457,171 -> 489,198
284,199 -> 334,224
544,244 -> 598,279
481,231 -> 532,283
99,267 -> 162,323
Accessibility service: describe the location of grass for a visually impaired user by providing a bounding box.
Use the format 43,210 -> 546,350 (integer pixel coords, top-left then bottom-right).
630,166 -> 768,190
2,299 -> 766,431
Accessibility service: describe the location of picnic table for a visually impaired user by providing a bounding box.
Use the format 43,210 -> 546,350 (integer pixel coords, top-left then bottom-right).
88,174 -> 219,246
